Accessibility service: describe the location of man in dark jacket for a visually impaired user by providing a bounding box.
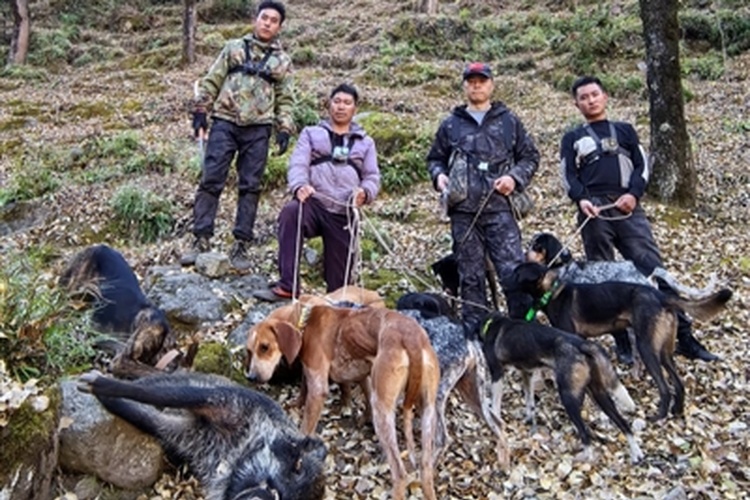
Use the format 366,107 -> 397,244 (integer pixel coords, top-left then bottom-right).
427,62 -> 540,331
181,0 -> 294,271
560,75 -> 717,362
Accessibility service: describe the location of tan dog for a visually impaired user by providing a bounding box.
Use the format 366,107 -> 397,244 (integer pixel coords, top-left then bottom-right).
247,305 -> 440,500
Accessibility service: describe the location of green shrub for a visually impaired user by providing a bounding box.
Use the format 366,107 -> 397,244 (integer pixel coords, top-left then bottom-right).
0,248 -> 95,381
200,0 -> 253,23
680,9 -> 750,55
683,54 -> 725,80
0,151 -> 62,205
110,184 -> 175,243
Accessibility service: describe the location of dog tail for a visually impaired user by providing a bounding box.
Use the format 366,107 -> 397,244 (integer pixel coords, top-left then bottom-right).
650,267 -> 720,300
579,341 -> 636,413
667,288 -> 733,322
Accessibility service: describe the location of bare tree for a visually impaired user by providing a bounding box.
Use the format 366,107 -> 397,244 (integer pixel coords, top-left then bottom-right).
639,0 -> 695,206
182,0 -> 198,65
417,0 -> 438,15
9,0 -> 30,65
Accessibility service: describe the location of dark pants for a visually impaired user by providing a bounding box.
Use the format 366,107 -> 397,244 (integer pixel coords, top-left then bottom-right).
193,119 -> 271,241
579,200 -> 693,347
451,210 -> 532,330
276,197 -> 356,294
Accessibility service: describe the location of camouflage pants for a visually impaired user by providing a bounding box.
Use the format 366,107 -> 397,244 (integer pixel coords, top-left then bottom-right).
450,210 -> 531,329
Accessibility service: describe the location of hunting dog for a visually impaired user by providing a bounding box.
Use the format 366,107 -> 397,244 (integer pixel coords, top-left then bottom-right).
243,286 -> 385,384
60,244 -> 177,378
431,253 -> 501,309
512,262 -> 732,421
480,313 -> 643,464
78,371 -> 327,500
246,304 -> 440,500
526,232 -> 720,300
396,292 -> 509,470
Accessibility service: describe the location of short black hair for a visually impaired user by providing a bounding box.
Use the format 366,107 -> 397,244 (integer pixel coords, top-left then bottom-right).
330,83 -> 359,104
571,76 -> 606,97
257,0 -> 286,24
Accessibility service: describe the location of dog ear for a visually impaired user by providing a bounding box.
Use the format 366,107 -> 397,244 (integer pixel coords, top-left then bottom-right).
275,322 -> 303,364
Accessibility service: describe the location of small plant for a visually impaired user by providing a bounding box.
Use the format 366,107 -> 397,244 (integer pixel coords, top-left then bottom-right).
110,184 -> 175,243
0,150 -> 62,205
0,248 -> 95,381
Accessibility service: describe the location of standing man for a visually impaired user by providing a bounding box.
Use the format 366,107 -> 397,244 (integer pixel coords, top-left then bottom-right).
181,0 -> 294,271
560,75 -> 717,362
427,63 -> 540,331
254,84 -> 380,302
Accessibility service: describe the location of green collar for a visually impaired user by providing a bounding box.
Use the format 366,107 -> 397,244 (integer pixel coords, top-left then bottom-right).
524,280 -> 559,322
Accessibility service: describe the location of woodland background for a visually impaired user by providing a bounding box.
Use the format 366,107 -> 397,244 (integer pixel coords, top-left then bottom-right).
1,0 -> 749,498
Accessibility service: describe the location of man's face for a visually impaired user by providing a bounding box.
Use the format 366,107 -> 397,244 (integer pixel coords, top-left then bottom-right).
575,83 -> 608,120
463,76 -> 494,106
254,8 -> 283,42
329,92 -> 357,126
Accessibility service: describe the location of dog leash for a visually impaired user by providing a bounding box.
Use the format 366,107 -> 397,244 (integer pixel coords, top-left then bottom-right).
547,201 -> 630,267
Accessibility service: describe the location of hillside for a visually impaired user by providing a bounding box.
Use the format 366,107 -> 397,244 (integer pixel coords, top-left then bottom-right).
1,0 -> 749,498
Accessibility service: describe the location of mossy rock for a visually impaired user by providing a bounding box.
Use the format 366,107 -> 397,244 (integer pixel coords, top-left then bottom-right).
0,385 -> 61,500
191,341 -> 243,383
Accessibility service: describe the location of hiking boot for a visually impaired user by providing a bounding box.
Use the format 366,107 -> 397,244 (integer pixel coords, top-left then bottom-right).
229,239 -> 253,271
180,236 -> 210,266
675,336 -> 719,362
612,330 -> 634,366
253,286 -> 293,303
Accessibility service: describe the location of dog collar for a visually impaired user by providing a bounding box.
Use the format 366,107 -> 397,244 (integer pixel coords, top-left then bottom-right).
480,316 -> 493,339
524,280 -> 560,322
297,304 -> 312,330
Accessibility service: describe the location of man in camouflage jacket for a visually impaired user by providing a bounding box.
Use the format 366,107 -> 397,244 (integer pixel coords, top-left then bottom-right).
182,0 -> 294,271
427,63 -> 540,331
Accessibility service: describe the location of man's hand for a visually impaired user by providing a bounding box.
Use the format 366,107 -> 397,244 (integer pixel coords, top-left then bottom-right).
296,185 -> 315,203
615,193 -> 637,214
352,188 -> 367,207
436,173 -> 449,192
578,199 -> 599,218
276,131 -> 291,155
192,111 -> 208,138
493,175 -> 516,196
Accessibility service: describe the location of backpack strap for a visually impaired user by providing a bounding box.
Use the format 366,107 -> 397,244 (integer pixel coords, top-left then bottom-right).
583,122 -> 631,159
310,128 -> 362,179
227,40 -> 276,84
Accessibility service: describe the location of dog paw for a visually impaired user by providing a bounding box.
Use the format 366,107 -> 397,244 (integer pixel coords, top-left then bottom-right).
77,370 -> 104,392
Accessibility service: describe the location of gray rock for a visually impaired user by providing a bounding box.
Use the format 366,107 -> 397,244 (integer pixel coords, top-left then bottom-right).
195,251 -> 230,278
58,379 -> 164,491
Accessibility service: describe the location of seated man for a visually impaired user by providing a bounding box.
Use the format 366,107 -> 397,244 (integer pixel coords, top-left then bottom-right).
254,84 -> 380,302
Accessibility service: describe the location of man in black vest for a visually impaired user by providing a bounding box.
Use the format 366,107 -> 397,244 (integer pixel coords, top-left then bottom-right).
560,75 -> 717,362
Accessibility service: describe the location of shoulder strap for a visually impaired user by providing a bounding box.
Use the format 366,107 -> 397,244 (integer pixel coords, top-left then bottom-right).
309,129 -> 363,179
500,112 -> 515,161
227,40 -> 276,84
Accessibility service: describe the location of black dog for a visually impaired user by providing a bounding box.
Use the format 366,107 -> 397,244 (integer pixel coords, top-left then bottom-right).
60,244 -> 176,377
526,232 -> 572,267
396,293 -> 508,470
431,253 -> 501,309
78,371 -> 327,500
480,313 -> 643,464
512,262 -> 732,421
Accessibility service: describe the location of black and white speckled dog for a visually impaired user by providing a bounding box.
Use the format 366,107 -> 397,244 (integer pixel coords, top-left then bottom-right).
396,293 -> 508,470
78,371 -> 327,500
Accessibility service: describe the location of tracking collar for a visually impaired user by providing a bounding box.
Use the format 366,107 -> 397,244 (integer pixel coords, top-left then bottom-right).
296,304 -> 312,330
524,279 -> 561,322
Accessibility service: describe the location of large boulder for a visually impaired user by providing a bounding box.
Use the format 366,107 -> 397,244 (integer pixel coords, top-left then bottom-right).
0,386 -> 60,500
57,379 -> 164,491
145,265 -> 267,326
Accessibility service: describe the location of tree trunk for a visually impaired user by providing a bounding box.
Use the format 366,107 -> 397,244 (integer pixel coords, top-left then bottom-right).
639,0 -> 695,206
9,0 -> 31,65
182,0 -> 197,65
418,0 -> 438,15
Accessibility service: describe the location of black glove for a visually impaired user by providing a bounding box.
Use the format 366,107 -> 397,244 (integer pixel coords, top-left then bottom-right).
192,111 -> 208,137
275,131 -> 290,155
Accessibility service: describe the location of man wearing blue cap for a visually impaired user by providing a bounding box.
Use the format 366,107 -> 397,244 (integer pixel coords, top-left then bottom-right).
427,62 -> 540,331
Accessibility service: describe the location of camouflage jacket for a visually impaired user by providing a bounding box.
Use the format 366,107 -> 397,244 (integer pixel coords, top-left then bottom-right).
194,35 -> 294,133
426,102 -> 539,214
